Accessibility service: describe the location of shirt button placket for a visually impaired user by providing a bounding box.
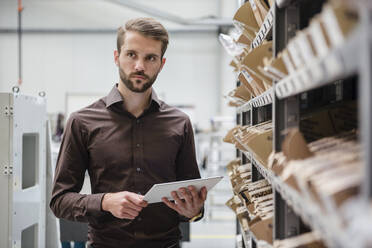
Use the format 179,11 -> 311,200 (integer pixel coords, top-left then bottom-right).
134,118 -> 142,197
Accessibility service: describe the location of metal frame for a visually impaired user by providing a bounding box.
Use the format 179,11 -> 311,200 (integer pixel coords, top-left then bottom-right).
359,7 -> 372,201
272,2 -> 302,241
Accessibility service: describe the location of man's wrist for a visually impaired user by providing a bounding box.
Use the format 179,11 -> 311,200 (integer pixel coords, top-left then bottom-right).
101,193 -> 111,211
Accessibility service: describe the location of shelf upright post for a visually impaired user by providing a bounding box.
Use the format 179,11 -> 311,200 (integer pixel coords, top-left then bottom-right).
359,6 -> 372,200
242,110 -> 250,167
235,81 -> 244,248
272,2 -> 302,241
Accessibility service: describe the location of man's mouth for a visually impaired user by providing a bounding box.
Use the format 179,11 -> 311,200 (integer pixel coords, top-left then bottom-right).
132,75 -> 146,80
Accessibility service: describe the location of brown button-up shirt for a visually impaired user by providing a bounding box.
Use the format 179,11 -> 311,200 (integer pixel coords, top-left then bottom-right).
50,85 -> 201,248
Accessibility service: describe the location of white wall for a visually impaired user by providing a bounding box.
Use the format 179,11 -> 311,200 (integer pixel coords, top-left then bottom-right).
0,0 -> 237,129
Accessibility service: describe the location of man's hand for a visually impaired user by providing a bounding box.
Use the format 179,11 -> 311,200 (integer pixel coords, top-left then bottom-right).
102,191 -> 148,219
162,186 -> 207,219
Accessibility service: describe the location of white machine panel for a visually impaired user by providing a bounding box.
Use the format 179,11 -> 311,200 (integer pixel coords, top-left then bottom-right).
0,92 -> 47,248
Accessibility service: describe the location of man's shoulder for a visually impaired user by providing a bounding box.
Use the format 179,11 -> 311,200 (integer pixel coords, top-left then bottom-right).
160,102 -> 190,121
68,97 -> 106,124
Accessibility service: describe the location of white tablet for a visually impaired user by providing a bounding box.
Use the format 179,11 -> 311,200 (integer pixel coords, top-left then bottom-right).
143,176 -> 224,204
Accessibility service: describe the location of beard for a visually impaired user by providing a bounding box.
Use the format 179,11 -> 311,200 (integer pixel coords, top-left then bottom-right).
119,67 -> 159,93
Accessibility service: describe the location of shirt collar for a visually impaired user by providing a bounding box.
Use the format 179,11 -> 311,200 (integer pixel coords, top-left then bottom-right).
105,84 -> 161,109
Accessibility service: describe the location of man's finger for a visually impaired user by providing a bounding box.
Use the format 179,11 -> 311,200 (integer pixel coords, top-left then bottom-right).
179,187 -> 193,206
122,197 -> 143,211
122,205 -> 141,217
126,193 -> 148,207
200,187 -> 208,201
119,213 -> 135,220
162,197 -> 181,213
172,191 -> 185,207
188,186 -> 199,200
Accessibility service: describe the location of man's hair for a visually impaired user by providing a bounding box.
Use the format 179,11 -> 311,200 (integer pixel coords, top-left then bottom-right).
117,17 -> 169,58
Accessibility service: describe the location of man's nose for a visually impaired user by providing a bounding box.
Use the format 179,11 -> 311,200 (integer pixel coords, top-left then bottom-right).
134,59 -> 145,71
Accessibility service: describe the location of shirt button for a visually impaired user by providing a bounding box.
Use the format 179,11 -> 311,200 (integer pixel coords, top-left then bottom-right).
136,167 -> 141,172
138,217 -> 142,221
136,143 -> 140,148
136,119 -> 140,124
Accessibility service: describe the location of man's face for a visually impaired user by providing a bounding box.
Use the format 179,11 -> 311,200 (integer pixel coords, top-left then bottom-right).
115,31 -> 165,93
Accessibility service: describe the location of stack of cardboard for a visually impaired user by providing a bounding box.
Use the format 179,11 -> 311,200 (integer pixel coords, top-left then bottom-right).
226,178 -> 274,245
239,42 -> 273,97
270,128 -> 361,212
263,1 -> 358,82
227,41 -> 273,107
226,159 -> 252,195
226,195 -> 250,232
225,0 -> 275,107
241,179 -> 274,245
229,122 -> 273,167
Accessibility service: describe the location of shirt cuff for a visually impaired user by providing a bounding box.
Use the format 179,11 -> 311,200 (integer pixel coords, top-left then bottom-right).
87,193 -> 106,215
189,211 -> 203,222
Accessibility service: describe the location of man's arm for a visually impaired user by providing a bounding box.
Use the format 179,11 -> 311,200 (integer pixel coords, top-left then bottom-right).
49,114 -> 105,223
50,114 -> 148,222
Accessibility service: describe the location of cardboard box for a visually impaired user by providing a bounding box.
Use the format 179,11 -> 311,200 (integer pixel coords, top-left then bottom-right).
241,68 -> 265,95
249,0 -> 269,27
245,128 -> 273,167
223,126 -> 241,144
281,128 -> 313,160
236,33 -> 252,46
239,71 -> 257,97
233,2 -> 259,34
262,53 -> 288,80
250,217 -> 273,244
241,42 -> 273,84
234,84 -> 252,101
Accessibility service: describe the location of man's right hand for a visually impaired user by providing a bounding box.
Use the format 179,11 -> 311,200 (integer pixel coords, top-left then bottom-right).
101,191 -> 148,219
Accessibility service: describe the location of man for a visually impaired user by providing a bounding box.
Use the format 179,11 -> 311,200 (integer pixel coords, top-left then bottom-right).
50,18 -> 207,248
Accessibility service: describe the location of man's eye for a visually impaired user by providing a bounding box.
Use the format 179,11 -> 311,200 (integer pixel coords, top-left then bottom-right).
127,52 -> 135,57
147,56 -> 156,61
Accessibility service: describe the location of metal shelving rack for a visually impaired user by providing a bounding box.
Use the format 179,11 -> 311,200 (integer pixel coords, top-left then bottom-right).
231,0 -> 372,247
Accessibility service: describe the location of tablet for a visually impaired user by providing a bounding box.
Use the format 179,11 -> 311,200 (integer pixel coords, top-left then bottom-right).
143,176 -> 224,204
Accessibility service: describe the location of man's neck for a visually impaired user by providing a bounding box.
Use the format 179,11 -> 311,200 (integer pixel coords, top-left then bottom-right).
117,82 -> 152,118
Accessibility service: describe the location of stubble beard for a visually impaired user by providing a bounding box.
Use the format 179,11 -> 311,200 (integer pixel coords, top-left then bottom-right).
119,67 -> 159,93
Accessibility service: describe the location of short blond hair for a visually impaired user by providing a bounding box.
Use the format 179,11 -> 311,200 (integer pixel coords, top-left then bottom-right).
117,17 -> 169,58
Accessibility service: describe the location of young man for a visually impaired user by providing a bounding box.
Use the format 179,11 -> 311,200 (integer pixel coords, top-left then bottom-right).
50,18 -> 207,248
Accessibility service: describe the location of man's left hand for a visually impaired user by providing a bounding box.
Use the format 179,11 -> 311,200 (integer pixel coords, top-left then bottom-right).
162,186 -> 207,219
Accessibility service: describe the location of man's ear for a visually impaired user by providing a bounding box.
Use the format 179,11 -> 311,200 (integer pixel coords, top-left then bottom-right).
159,57 -> 166,71
114,50 -> 119,66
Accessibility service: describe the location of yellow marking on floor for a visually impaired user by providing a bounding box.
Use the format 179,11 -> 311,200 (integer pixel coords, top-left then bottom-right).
190,234 -> 235,239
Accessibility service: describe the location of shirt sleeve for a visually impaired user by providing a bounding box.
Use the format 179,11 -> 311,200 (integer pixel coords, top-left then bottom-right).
49,113 -> 105,223
175,117 -> 204,222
